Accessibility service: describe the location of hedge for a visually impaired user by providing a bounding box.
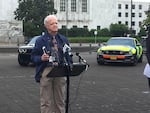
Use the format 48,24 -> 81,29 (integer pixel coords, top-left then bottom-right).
68,36 -> 141,43
68,37 -> 110,43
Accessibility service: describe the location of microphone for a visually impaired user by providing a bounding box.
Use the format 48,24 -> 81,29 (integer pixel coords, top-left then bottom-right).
76,52 -> 89,68
63,44 -> 73,66
76,52 -> 86,63
63,44 -> 71,53
42,46 -> 47,54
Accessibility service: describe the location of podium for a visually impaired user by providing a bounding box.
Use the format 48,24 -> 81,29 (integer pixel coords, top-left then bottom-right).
47,63 -> 88,77
45,61 -> 89,113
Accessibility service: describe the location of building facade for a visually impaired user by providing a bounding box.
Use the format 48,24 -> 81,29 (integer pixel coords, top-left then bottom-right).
0,0 -> 23,43
117,0 -> 149,34
55,0 -> 150,35
0,0 -> 150,43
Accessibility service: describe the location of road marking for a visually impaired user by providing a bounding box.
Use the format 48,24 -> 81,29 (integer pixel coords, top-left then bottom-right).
142,91 -> 150,94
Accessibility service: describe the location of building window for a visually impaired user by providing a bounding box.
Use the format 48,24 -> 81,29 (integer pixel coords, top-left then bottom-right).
125,12 -> 128,17
62,25 -> 66,29
132,21 -> 135,26
125,4 -> 128,9
118,21 -> 121,24
71,0 -> 76,12
60,0 -> 66,12
132,4 -> 135,9
97,26 -> 101,30
118,12 -> 121,17
132,13 -> 135,17
125,21 -> 128,25
139,21 -> 142,27
82,0 -> 87,12
139,5 -> 142,9
118,4 -> 121,9
139,13 -> 142,17
72,25 -> 77,28
83,26 -> 88,29
133,30 -> 136,34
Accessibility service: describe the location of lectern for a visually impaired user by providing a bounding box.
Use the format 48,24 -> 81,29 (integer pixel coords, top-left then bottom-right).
47,63 -> 87,77
46,62 -> 89,113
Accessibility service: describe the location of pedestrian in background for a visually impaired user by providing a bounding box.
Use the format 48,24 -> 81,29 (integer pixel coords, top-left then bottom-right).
145,25 -> 150,89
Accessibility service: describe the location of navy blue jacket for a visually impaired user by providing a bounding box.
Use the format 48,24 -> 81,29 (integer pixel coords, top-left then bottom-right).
31,32 -> 72,82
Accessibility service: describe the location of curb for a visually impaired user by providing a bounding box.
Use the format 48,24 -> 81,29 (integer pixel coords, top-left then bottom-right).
0,46 -> 98,53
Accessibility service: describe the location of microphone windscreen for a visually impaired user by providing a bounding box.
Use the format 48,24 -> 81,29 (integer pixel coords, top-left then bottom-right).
76,52 -> 79,56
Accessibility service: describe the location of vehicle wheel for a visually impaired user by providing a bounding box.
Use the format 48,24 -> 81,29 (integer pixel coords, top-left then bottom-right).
131,57 -> 138,66
97,61 -> 104,65
18,55 -> 29,66
138,54 -> 143,63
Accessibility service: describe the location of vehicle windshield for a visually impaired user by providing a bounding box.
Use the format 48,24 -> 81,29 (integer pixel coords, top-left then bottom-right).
107,38 -> 135,47
28,36 -> 40,45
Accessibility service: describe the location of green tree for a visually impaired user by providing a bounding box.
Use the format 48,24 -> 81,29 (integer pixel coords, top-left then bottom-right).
143,6 -> 150,35
14,0 -> 57,37
98,28 -> 110,37
143,6 -> 150,27
109,24 -> 129,37
68,28 -> 89,37
138,27 -> 147,37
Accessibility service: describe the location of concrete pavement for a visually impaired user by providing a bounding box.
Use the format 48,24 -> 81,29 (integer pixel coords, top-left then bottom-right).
0,42 -> 101,47
0,43 -> 101,53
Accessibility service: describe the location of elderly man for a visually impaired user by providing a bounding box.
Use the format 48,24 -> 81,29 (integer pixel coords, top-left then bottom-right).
32,15 -> 72,113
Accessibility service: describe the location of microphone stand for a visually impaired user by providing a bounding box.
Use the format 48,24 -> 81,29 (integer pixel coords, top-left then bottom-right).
65,63 -> 70,113
64,50 -> 72,113
76,52 -> 89,67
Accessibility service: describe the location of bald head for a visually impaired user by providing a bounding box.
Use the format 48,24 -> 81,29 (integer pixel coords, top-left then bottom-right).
44,15 -> 57,25
44,15 -> 58,35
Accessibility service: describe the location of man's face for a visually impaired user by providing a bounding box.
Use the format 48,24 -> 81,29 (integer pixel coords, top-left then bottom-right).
46,17 -> 58,34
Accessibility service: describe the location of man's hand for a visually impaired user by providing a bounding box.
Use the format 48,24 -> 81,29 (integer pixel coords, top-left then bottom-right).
41,53 -> 49,61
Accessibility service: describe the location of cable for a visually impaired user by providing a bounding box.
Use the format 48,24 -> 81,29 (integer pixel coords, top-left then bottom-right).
68,70 -> 87,113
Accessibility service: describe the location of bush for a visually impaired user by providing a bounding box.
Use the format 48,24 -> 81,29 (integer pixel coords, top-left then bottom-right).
110,24 -> 129,37
98,28 -> 110,37
59,28 -> 89,37
68,37 -> 110,43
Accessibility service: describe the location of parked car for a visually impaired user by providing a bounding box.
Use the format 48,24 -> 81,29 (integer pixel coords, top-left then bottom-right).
18,36 -> 40,66
97,37 -> 143,65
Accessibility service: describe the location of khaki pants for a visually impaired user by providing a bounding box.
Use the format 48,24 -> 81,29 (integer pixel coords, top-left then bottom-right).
40,67 -> 66,113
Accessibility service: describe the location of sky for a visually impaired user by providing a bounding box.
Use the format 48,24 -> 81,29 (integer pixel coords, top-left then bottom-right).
123,0 -> 150,3
133,0 -> 150,2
